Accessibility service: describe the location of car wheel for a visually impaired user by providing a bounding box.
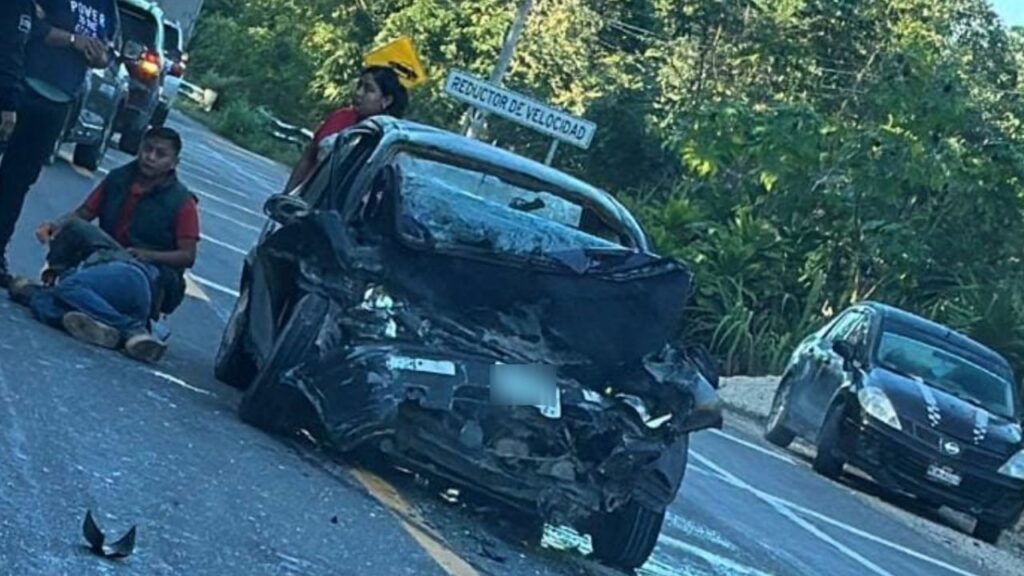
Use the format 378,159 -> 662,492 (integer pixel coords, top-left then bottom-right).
589,502 -> 666,570
119,127 -> 144,154
215,285 -> 257,390
813,402 -> 847,479
73,123 -> 112,171
764,376 -> 797,447
151,103 -> 169,127
238,293 -> 328,435
973,520 -> 1003,544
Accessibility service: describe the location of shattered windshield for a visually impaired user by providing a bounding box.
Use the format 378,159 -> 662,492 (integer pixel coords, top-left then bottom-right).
877,332 -> 1017,419
394,153 -> 627,262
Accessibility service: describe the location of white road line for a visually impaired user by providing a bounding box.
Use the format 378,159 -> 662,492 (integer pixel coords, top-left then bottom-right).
99,165 -> 268,221
192,187 -> 264,218
763,492 -> 982,576
659,534 -> 775,576
774,497 -> 894,576
150,370 -> 215,397
692,451 -> 894,576
187,273 -> 240,298
691,451 -> 980,576
709,429 -> 796,465
206,209 -> 262,232
202,234 -> 248,256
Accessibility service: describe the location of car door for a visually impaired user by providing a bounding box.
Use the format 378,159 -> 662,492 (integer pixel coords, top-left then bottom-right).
807,309 -> 871,436
247,129 -> 378,362
785,310 -> 860,435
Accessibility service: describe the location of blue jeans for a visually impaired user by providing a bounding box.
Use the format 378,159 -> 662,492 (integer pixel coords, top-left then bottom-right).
29,261 -> 158,336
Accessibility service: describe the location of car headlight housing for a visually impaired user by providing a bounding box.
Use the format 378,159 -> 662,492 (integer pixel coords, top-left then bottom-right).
999,450 -> 1024,480
858,387 -> 902,431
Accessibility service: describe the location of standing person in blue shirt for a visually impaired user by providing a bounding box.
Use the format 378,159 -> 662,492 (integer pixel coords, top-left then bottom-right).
0,0 -> 119,287
0,0 -> 36,149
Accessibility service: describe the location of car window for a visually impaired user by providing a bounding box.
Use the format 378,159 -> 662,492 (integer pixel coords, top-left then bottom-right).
397,157 -> 585,229
163,24 -> 182,59
328,131 -> 376,210
824,311 -> 860,342
289,130 -> 369,208
877,332 -> 1018,419
393,152 -> 630,262
845,313 -> 871,347
119,5 -> 158,51
294,154 -> 333,208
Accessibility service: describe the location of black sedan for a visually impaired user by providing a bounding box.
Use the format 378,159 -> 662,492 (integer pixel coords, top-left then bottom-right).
765,302 -> 1024,543
214,117 -> 722,570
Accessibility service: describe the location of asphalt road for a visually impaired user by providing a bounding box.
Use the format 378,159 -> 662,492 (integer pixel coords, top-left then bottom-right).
0,113 -> 1013,576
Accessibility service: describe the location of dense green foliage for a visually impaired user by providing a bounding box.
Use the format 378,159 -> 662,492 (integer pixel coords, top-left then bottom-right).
189,1 -> 1024,378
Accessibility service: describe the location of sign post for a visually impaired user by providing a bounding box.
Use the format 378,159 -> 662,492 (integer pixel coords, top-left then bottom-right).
544,140 -> 560,166
444,69 -> 597,163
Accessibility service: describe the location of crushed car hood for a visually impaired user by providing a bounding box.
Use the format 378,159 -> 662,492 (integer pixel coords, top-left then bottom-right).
869,369 -> 1023,457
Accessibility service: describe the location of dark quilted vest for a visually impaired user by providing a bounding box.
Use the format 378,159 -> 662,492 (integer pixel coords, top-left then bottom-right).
98,162 -> 195,315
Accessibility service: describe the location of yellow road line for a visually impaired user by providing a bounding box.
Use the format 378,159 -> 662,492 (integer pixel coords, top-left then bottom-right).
351,468 -> 480,576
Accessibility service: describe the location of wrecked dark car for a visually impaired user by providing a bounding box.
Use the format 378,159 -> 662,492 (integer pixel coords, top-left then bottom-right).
765,302 -> 1024,544
215,117 -> 722,569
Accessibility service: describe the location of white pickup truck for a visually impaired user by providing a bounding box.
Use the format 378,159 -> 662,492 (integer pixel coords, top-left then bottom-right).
152,19 -> 187,126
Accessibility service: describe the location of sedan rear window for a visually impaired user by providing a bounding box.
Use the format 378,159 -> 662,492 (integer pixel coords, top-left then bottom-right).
394,153 -> 627,262
877,332 -> 1017,419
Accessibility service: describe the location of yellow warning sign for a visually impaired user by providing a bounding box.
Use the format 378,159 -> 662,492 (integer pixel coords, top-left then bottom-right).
363,36 -> 428,89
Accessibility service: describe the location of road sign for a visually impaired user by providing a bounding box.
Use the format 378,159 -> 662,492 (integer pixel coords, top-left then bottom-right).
444,69 -> 597,150
363,36 -> 428,89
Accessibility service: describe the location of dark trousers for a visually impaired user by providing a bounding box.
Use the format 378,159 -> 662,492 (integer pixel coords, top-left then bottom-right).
0,89 -> 71,254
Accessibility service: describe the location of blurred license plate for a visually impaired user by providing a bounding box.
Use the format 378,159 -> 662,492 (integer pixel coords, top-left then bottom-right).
926,464 -> 962,487
490,364 -> 561,419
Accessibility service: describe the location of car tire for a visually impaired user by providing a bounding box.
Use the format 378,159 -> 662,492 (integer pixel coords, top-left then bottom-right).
973,520 -> 1003,544
151,103 -> 169,127
238,293 -> 328,435
73,132 -> 110,171
589,502 -> 665,570
215,286 -> 257,390
764,376 -> 797,447
119,127 -> 145,155
813,402 -> 847,479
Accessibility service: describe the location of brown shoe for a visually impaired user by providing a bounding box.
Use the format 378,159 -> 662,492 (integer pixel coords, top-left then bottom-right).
62,312 -> 121,349
124,332 -> 167,364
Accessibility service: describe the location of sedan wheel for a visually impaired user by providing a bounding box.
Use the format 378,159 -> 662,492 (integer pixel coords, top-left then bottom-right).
764,376 -> 796,448
238,293 -> 328,435
813,403 -> 847,479
214,286 -> 257,390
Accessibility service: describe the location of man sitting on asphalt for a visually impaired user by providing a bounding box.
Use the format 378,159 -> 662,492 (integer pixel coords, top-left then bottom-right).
7,126 -> 200,362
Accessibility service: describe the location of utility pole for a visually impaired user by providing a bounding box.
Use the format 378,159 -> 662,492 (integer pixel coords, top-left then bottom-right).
463,0 -> 533,138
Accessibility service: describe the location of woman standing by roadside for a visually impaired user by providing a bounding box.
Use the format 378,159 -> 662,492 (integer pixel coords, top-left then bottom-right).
280,66 -> 409,195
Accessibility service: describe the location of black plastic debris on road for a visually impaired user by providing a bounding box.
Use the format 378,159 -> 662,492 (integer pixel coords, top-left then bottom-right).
82,510 -> 137,559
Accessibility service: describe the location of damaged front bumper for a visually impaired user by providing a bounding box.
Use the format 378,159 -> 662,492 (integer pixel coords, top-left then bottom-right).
257,341 -> 721,524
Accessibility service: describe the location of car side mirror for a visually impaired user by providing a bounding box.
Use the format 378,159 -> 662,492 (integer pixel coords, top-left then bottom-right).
264,194 -> 310,225
832,340 -> 856,363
